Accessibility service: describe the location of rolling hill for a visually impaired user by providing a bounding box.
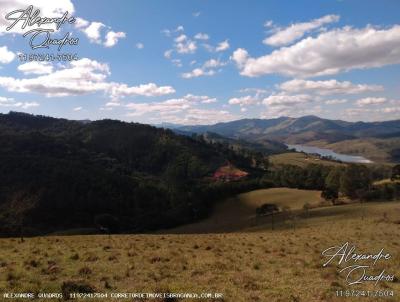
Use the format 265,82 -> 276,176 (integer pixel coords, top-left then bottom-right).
178,115 -> 400,162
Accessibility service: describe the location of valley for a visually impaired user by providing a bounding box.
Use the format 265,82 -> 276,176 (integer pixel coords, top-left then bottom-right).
0,112 -> 399,301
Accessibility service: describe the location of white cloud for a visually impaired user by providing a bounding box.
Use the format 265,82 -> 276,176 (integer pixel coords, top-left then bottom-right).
193,11 -> 201,17
194,33 -> 209,40
176,39 -> 197,54
325,99 -> 348,105
228,96 -> 259,106
0,58 -> 175,99
0,96 -> 39,109
181,59 -> 226,79
125,94 -> 219,121
74,17 -> 89,29
0,46 -> 15,64
279,79 -> 384,95
183,94 -> 217,104
126,99 -> 191,116
136,42 -> 144,49
110,83 -> 176,99
171,59 -> 182,67
216,39 -> 230,52
18,61 -> 53,75
182,68 -> 214,79
356,97 -> 387,106
104,31 -> 126,47
175,34 -> 187,43
231,48 -> 249,68
261,104 -> 323,119
264,20 -> 274,28
233,25 -> 400,78
380,107 -> 400,113
73,106 -> 82,111
178,108 -> 236,125
105,101 -> 121,107
263,93 -> 314,106
82,22 -> 105,43
164,49 -> 173,59
263,15 -> 340,46
203,59 -> 226,68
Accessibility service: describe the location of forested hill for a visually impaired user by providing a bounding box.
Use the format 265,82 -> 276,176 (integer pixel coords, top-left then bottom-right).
0,112 -> 266,236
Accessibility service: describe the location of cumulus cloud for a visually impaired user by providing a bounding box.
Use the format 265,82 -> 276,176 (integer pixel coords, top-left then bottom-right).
183,94 -> 217,104
325,99 -> 348,105
0,58 -> 175,99
228,96 -> 259,107
0,96 -> 39,109
216,39 -> 230,52
82,21 -> 105,43
181,59 -> 226,79
125,92 -> 225,124
263,14 -> 340,46
109,83 -> 176,99
233,25 -> 400,78
136,42 -> 144,49
104,31 -> 126,47
263,93 -> 314,106
176,39 -> 197,54
231,48 -> 249,68
0,46 -> 15,64
75,18 -> 125,47
279,79 -> 384,95
356,97 -> 387,106
18,61 -> 53,75
181,68 -> 215,79
194,33 -> 209,40
74,17 -> 89,29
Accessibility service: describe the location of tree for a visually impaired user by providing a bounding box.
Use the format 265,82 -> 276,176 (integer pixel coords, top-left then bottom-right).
5,191 -> 38,242
321,188 -> 338,201
94,214 -> 120,234
256,203 -> 279,230
391,165 -> 400,181
324,167 -> 343,200
340,164 -> 371,199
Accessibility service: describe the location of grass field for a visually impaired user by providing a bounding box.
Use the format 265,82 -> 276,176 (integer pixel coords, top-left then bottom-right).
0,190 -> 399,302
168,188 -> 325,233
270,152 -> 344,168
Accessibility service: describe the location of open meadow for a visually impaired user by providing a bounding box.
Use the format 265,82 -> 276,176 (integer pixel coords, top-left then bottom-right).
0,188 -> 399,302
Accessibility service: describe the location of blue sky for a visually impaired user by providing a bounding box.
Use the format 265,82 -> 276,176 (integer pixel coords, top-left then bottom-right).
0,0 -> 399,124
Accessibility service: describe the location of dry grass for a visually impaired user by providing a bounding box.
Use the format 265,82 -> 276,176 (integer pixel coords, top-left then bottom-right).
0,200 -> 399,301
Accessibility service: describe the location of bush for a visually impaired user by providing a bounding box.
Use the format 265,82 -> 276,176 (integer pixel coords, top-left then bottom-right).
256,203 -> 279,216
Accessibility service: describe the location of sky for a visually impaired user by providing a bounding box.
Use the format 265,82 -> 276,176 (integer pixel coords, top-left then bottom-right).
0,0 -> 399,125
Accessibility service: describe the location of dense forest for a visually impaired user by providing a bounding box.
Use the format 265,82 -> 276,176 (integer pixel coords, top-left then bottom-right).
0,112 -> 272,236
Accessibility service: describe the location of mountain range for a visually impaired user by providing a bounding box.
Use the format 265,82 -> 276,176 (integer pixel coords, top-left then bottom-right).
175,115 -> 400,163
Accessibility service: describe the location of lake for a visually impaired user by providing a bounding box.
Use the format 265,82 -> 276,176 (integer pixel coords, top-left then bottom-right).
287,144 -> 373,163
